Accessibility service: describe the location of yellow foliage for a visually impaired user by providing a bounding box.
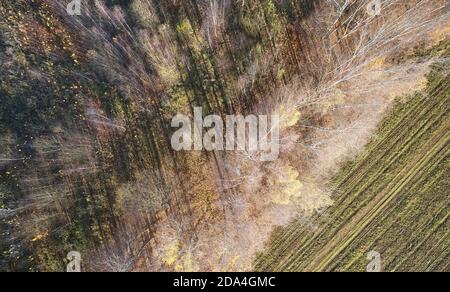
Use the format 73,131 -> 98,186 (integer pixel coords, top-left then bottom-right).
273,166 -> 303,205
161,241 -> 197,271
177,19 -> 193,35
165,87 -> 191,114
430,22 -> 450,43
279,105 -> 301,129
319,87 -> 347,114
184,152 -> 220,219
138,27 -> 180,87
130,0 -> 158,28
162,242 -> 180,267
176,19 -> 204,51
31,232 -> 49,242
175,252 -> 195,272
368,57 -> 386,69
157,65 -> 179,86
225,255 -> 241,271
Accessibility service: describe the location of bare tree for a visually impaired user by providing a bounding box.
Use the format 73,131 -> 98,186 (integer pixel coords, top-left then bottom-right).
201,0 -> 230,47
307,0 -> 450,106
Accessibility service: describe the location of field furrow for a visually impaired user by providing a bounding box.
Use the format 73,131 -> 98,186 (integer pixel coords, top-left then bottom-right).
255,67 -> 450,272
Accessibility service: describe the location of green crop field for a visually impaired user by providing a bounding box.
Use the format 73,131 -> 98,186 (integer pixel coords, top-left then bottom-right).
254,56 -> 450,272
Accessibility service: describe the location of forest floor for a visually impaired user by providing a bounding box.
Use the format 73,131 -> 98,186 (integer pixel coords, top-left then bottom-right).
254,47 -> 450,272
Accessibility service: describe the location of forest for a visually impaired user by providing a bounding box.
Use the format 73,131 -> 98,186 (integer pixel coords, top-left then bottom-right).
0,0 -> 449,272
